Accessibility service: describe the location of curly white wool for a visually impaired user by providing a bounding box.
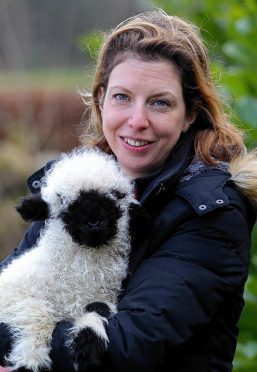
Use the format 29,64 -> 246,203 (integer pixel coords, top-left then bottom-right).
0,147 -> 135,372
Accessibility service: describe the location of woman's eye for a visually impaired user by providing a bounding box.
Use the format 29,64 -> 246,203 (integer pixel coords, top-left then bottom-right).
114,93 -> 128,101
152,99 -> 170,107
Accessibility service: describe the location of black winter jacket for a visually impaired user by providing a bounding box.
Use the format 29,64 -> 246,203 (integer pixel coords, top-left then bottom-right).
0,134 -> 256,372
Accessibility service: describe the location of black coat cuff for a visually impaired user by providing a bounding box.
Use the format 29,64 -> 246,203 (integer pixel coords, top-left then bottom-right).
49,321 -> 75,372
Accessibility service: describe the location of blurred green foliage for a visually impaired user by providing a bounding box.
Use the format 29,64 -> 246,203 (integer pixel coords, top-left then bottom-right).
78,32 -> 104,62
81,0 -> 257,369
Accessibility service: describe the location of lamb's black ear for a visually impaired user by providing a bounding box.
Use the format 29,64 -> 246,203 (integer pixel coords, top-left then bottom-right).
16,193 -> 49,221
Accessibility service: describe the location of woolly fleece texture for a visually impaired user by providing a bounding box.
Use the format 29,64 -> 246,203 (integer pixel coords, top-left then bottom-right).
0,147 -> 135,371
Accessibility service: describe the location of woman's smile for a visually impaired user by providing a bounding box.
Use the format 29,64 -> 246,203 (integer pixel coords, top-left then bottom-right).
99,57 -> 195,178
121,136 -> 154,152
122,137 -> 152,148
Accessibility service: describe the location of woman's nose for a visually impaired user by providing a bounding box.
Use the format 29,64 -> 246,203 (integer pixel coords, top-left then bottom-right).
128,103 -> 149,130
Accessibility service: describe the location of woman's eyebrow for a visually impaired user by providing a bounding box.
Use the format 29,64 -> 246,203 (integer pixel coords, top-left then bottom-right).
108,86 -> 177,98
108,85 -> 130,91
149,90 -> 176,97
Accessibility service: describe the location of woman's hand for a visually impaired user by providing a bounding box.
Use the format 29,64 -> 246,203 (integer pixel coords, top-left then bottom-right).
0,367 -> 9,371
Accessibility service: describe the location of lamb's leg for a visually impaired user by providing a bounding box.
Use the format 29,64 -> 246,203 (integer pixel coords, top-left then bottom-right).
71,302 -> 115,372
6,333 -> 53,372
4,302 -> 55,372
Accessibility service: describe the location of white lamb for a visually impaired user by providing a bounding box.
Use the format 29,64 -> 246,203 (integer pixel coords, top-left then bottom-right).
0,147 -> 136,372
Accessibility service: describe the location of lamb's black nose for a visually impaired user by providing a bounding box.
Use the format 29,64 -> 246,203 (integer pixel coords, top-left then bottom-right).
87,221 -> 100,229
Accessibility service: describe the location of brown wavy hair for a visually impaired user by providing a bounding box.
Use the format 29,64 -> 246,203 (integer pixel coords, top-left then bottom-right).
81,9 -> 245,164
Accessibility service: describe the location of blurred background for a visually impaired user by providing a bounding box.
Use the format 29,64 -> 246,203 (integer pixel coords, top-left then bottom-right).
0,0 -> 256,370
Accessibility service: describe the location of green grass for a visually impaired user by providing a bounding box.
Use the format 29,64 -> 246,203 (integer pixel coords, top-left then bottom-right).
0,67 -> 93,92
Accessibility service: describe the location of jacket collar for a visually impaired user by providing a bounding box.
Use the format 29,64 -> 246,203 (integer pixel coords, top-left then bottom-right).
136,128 -> 196,205
27,160 -> 55,193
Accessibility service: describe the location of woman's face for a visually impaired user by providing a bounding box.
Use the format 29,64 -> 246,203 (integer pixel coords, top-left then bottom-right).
99,57 -> 195,178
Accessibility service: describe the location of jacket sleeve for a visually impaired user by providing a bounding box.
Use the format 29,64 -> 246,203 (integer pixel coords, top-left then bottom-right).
0,221 -> 44,271
0,221 -> 44,364
49,190 -> 252,371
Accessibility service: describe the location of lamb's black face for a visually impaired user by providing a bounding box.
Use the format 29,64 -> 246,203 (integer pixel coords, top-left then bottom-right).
60,190 -> 122,247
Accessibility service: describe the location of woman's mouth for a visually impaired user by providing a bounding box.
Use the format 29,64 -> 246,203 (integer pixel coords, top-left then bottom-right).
123,137 -> 152,147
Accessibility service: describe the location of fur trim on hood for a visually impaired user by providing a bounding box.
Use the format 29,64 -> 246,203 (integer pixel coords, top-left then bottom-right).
229,150 -> 257,206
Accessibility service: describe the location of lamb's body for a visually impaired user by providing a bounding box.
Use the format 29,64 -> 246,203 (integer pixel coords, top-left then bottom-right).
0,221 -> 129,319
0,147 -> 135,371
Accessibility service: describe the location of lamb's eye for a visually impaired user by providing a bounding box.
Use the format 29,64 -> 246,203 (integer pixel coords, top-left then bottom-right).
61,196 -> 70,207
111,190 -> 126,200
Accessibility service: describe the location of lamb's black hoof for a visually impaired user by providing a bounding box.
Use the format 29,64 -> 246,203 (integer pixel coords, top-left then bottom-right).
85,302 -> 112,319
72,328 -> 107,372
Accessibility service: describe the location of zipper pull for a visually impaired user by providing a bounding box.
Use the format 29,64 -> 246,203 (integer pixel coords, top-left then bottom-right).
154,182 -> 166,197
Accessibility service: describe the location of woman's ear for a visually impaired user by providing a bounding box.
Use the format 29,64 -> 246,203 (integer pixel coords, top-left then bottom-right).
16,193 -> 49,222
97,86 -> 105,112
182,111 -> 197,133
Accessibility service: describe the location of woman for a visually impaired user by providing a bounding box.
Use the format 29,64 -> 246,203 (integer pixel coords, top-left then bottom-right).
1,9 -> 257,372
